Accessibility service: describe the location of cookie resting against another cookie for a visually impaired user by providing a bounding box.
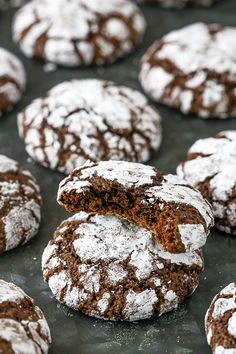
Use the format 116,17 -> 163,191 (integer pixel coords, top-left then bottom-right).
57,160 -> 214,254
42,160 -> 214,321
12,0 -> 146,67
0,47 -> 26,116
205,283 -> 236,354
18,79 -> 162,174
0,154 -> 41,253
139,23 -> 236,118
139,0 -> 218,7
177,131 -> 236,235
0,279 -> 51,353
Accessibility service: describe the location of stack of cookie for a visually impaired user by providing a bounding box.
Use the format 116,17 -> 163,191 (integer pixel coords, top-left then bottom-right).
42,160 -> 214,321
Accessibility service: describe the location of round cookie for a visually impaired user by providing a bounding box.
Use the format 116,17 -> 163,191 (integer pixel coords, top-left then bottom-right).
57,160 -> 214,253
177,131 -> 236,235
0,154 -> 41,253
12,0 -> 146,67
139,23 -> 236,118
0,279 -> 51,353
205,283 -> 236,354
139,0 -> 218,7
42,212 -> 204,321
18,79 -> 162,174
0,47 -> 26,116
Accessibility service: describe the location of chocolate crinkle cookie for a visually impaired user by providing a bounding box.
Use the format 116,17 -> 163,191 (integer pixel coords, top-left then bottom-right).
205,283 -> 236,354
42,160 -> 214,321
138,0 -> 218,7
12,0 -> 146,67
57,160 -> 214,254
0,279 -> 51,353
0,155 -> 41,253
177,131 -> 236,235
18,79 -> 162,174
139,23 -> 236,118
0,47 -> 26,116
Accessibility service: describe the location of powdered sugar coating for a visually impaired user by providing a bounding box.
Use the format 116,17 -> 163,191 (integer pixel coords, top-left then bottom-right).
0,280 -> 51,354
139,0 -> 218,7
42,212 -> 204,321
205,283 -> 236,354
13,0 -> 146,66
0,47 -> 26,115
140,23 -> 236,118
58,160 -> 214,252
18,80 -> 162,174
177,130 -> 236,235
0,155 -> 41,253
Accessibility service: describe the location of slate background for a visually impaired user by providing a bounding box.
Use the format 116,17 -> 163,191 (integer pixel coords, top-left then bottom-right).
0,1 -> 236,353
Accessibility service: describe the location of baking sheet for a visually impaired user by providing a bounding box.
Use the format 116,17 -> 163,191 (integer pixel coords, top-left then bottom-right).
0,1 -> 236,353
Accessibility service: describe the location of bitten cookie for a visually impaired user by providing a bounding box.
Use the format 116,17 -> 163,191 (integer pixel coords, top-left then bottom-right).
0,47 -> 26,116
0,279 -> 51,353
42,212 -> 204,321
0,155 -> 41,253
139,0 -> 218,7
18,79 -> 162,174
57,160 -> 214,253
12,0 -> 146,66
205,283 -> 236,354
177,131 -> 236,235
139,23 -> 236,118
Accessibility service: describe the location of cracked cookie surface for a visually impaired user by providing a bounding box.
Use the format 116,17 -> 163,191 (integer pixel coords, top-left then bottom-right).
0,279 -> 51,354
139,23 -> 236,118
0,47 -> 26,116
57,160 -> 214,253
18,79 -> 162,174
13,0 -> 146,66
205,283 -> 236,354
0,154 -> 41,253
177,131 -> 236,235
42,212 -> 204,321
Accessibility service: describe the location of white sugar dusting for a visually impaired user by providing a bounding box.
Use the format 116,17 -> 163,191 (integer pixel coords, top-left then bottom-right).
228,313 -> 236,338
140,23 -> 236,118
206,283 -> 236,353
65,160 -> 156,190
0,155 -> 41,253
18,80 -> 161,174
0,47 -> 26,114
123,289 -> 158,321
0,154 -> 18,173
13,0 -> 145,66
177,131 -> 236,234
0,280 -> 51,353
42,212 -> 203,320
214,347 -> 236,354
0,280 -> 26,304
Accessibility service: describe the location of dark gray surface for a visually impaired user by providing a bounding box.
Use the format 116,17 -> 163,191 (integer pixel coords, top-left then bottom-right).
0,2 -> 236,353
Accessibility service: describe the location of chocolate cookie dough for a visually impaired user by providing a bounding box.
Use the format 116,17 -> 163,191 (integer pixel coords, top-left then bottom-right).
139,23 -> 236,118
0,47 -> 25,116
57,160 -> 214,253
0,154 -> 41,253
13,0 -> 146,66
18,79 -> 162,174
205,283 -> 236,354
42,212 -> 205,321
177,131 -> 236,235
0,279 -> 51,353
